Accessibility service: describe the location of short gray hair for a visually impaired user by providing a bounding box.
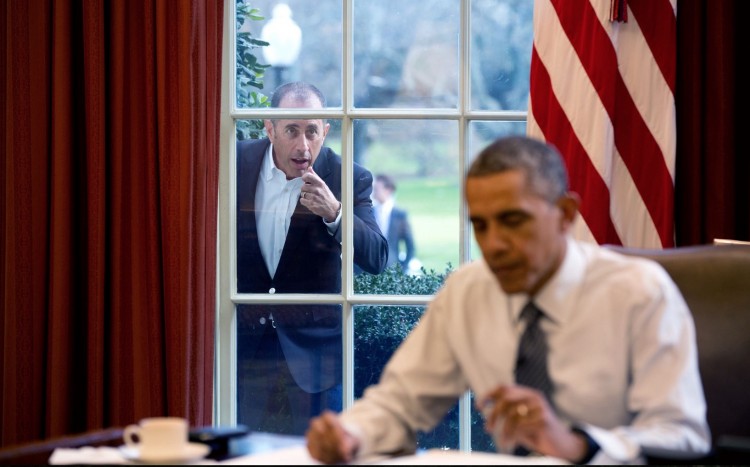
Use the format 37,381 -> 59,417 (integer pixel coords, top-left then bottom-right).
467,135 -> 569,203
270,82 -> 326,108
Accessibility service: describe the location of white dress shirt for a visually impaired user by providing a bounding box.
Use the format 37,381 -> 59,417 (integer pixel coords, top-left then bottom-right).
374,197 -> 394,236
340,237 -> 710,464
255,145 -> 304,277
255,144 -> 342,277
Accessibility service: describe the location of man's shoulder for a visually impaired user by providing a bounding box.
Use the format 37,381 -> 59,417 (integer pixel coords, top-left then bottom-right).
319,147 -> 371,172
237,137 -> 270,154
580,241 -> 676,292
391,206 -> 409,219
592,242 -> 668,274
318,146 -> 340,165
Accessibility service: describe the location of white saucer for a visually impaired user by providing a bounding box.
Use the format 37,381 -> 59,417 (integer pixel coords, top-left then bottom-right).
120,442 -> 210,464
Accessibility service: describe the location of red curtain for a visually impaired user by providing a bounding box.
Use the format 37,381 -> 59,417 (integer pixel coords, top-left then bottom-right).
1,0 -> 221,446
675,0 -> 750,245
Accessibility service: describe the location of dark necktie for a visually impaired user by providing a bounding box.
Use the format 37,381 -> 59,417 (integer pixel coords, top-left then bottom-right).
514,302 -> 554,402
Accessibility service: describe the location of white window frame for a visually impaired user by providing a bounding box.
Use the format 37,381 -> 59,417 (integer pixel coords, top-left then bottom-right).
216,0 -> 527,450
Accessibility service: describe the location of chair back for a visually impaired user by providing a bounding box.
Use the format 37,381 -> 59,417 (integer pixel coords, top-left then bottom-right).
606,244 -> 750,451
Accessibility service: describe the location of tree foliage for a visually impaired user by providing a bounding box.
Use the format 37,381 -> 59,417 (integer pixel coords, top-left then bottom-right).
236,1 -> 270,140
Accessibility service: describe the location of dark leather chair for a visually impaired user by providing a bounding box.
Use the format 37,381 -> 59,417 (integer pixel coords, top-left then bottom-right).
0,427 -> 124,465
606,243 -> 750,463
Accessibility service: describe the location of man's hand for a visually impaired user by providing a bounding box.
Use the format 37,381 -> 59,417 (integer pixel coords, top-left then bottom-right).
477,384 -> 587,462
306,410 -> 360,464
300,167 -> 340,222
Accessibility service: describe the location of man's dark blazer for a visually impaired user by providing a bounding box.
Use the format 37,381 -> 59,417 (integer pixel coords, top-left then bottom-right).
236,137 -> 388,393
385,206 -> 415,271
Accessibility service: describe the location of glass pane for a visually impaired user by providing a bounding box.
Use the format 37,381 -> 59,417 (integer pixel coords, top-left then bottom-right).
237,304 -> 343,435
353,1 -> 460,109
235,114 -> 346,437
235,117 -> 342,147
235,116 -> 344,288
354,305 -> 458,450
468,121 -> 527,164
467,121 -> 527,262
470,393 -> 496,452
236,0 -> 343,108
353,119 -> 459,292
471,0 -> 534,111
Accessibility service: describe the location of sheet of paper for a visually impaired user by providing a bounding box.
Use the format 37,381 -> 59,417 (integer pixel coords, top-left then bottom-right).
219,445 -> 320,465
220,446 -> 568,465
376,449 -> 568,465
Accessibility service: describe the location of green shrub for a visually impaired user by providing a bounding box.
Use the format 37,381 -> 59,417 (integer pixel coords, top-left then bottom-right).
353,265 -> 457,449
352,263 -> 495,452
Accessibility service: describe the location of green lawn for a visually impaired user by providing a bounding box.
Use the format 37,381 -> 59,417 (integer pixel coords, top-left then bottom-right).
327,136 -> 467,271
390,177 -> 461,273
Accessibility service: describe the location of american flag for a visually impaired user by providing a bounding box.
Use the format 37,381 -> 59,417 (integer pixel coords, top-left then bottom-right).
527,0 -> 677,248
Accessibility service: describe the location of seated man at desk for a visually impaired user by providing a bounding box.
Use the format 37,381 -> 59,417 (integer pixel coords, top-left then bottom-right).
305,135 -> 710,464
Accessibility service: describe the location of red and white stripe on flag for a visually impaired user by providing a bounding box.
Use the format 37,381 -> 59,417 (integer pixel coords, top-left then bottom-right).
527,0 -> 677,248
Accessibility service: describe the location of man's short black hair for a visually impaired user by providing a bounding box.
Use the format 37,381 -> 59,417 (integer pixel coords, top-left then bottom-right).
375,174 -> 396,191
467,135 -> 569,203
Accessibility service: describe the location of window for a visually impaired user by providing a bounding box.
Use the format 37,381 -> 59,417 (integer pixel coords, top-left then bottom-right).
218,0 -> 533,451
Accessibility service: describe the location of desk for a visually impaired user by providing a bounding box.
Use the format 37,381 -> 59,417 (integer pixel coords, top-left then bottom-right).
222,434 -> 567,465
45,431 -> 567,465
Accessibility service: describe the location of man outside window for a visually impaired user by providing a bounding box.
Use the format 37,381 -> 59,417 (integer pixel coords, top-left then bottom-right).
236,82 -> 388,435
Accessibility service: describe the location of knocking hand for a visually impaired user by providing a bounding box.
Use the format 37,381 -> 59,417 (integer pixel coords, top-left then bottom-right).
300,167 -> 340,222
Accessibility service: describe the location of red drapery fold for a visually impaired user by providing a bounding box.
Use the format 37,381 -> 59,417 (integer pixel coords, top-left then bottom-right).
675,0 -> 750,245
1,0 -> 221,445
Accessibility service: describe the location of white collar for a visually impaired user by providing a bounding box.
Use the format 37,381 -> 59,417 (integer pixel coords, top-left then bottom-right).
509,236 -> 585,325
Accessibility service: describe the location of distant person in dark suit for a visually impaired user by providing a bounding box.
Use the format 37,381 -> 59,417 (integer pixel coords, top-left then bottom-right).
236,82 -> 388,435
373,174 -> 416,273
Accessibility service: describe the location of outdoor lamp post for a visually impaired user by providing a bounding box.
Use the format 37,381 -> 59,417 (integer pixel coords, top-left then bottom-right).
260,3 -> 302,87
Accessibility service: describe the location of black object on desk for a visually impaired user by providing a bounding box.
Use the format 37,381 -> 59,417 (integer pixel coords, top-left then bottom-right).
189,425 -> 252,460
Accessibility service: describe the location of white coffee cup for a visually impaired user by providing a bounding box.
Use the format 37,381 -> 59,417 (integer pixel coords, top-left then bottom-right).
123,417 -> 188,459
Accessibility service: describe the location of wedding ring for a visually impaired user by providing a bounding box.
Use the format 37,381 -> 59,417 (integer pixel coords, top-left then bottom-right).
516,403 -> 529,417
302,192 -> 306,199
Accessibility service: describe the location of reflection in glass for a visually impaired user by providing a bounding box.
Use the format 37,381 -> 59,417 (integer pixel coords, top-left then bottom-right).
354,305 -> 458,450
471,0 -> 534,111
237,304 -> 343,435
354,1 -> 459,109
